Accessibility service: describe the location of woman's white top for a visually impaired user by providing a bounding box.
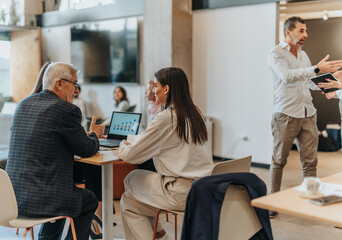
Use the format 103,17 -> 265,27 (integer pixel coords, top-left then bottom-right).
103,100 -> 130,125
118,109 -> 214,179
114,100 -> 130,112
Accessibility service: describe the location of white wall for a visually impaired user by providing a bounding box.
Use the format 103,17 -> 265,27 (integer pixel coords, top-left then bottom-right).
41,25 -> 145,123
193,3 -> 278,164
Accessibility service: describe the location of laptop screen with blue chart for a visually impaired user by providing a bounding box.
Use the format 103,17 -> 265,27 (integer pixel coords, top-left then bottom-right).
108,111 -> 141,139
99,111 -> 142,148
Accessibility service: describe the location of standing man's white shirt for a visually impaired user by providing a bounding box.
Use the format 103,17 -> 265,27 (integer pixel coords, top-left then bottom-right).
268,41 -> 319,118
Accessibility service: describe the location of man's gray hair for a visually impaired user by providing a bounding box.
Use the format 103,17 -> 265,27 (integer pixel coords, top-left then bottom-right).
42,62 -> 78,90
283,16 -> 306,37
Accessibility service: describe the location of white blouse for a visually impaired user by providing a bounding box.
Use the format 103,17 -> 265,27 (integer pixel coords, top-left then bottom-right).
114,100 -> 130,112
103,100 -> 130,125
118,109 -> 214,179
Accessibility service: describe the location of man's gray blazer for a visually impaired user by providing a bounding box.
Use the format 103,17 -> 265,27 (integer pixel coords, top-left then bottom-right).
6,90 -> 99,218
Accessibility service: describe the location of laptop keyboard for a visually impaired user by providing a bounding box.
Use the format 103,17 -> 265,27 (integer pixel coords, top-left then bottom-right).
99,139 -> 121,147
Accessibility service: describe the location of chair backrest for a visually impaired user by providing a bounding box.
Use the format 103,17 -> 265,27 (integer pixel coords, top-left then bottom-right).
211,156 -> 261,239
0,113 -> 13,145
1,102 -> 18,115
218,185 -> 262,240
0,169 -> 18,227
211,155 -> 252,175
126,105 -> 136,112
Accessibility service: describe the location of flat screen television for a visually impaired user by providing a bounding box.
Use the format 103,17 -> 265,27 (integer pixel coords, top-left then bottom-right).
71,17 -> 139,83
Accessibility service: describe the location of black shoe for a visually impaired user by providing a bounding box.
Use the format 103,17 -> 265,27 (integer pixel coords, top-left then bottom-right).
269,211 -> 278,219
90,217 -> 102,239
94,214 -> 117,227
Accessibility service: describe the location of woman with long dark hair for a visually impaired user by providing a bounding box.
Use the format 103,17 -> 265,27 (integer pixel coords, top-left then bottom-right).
113,86 -> 129,111
118,67 -> 214,240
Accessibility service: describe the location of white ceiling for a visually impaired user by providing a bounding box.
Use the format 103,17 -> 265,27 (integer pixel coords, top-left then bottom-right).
280,0 -> 342,20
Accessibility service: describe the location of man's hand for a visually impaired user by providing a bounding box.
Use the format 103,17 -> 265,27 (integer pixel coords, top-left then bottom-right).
90,116 -> 105,139
317,54 -> 342,73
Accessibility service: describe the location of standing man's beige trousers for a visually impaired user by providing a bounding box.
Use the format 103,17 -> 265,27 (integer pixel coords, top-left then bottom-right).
270,112 -> 318,194
120,169 -> 193,240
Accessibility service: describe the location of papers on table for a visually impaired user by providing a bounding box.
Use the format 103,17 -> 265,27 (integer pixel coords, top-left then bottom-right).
295,182 -> 342,197
99,146 -> 118,151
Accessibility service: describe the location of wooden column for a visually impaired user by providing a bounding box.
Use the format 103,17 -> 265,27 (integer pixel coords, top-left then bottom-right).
11,29 -> 41,102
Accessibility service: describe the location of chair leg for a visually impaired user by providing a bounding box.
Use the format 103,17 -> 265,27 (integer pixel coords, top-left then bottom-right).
152,209 -> 162,240
166,212 -> 169,222
68,217 -> 77,240
16,228 -> 19,235
174,214 -> 177,240
31,227 -> 34,240
23,227 -> 31,237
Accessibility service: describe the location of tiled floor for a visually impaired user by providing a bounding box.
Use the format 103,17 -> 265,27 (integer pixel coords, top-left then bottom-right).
1,150 -> 342,239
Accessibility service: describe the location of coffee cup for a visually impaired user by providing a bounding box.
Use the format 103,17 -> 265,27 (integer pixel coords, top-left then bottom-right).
303,177 -> 320,195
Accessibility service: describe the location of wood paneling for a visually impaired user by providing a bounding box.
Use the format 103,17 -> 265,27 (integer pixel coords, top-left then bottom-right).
11,29 -> 41,103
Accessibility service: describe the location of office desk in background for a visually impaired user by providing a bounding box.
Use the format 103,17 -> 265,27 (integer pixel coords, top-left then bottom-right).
75,150 -> 120,240
251,172 -> 342,226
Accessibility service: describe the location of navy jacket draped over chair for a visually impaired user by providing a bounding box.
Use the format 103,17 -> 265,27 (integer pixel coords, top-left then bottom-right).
181,172 -> 273,240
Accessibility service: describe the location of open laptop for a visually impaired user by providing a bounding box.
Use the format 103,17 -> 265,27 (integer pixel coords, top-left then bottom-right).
99,111 -> 142,148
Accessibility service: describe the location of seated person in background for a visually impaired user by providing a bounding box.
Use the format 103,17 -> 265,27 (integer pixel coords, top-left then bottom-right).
5,62 -> 105,240
145,79 -> 162,125
135,80 -> 162,172
103,86 -> 130,126
118,67 -> 214,240
73,85 -> 87,129
114,86 -> 129,112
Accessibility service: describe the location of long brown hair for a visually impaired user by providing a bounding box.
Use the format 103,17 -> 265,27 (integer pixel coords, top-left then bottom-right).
30,62 -> 50,95
154,67 -> 207,144
114,86 -> 128,107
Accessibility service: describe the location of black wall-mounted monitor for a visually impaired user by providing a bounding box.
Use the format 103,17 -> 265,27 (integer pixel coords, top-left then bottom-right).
71,17 -> 139,83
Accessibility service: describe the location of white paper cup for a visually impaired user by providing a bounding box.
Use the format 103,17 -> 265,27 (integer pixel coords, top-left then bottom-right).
303,177 -> 320,195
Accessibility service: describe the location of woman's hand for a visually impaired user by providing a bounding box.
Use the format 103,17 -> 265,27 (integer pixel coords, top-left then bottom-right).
317,78 -> 342,89
120,140 -> 131,146
325,91 -> 337,99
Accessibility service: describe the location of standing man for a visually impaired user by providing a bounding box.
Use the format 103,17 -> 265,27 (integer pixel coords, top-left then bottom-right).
5,62 -> 104,240
268,16 -> 342,218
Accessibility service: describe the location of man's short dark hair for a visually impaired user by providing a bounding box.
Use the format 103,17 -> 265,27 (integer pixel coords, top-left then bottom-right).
283,16 -> 305,37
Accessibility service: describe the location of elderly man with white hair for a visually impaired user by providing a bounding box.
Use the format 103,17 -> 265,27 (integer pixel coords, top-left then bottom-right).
6,62 -> 104,240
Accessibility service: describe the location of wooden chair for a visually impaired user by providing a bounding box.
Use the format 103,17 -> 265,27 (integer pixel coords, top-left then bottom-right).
152,155 -> 252,240
211,155 -> 252,175
0,169 -> 77,240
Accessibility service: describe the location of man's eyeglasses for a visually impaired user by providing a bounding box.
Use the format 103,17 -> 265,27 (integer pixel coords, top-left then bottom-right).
60,78 -> 80,90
